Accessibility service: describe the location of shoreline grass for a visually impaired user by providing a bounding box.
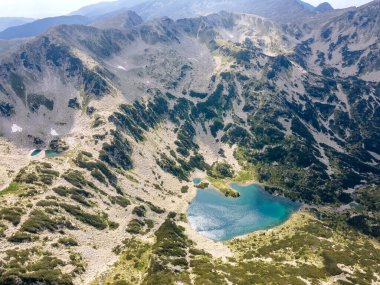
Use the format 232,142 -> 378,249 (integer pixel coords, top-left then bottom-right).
0,182 -> 23,197
205,167 -> 258,198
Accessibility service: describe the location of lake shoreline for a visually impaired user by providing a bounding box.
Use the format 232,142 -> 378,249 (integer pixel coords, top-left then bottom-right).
228,207 -> 303,242
187,182 -> 300,242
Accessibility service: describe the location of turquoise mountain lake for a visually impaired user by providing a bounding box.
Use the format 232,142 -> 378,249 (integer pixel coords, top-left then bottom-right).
45,150 -> 60,158
188,183 -> 299,241
31,149 -> 42,156
31,150 -> 61,157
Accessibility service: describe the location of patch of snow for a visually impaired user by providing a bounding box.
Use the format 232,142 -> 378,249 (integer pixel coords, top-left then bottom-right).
50,129 -> 59,136
117,65 -> 127,71
11,124 -> 22,133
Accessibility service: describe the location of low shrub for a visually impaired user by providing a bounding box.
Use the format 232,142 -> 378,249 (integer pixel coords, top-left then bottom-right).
126,219 -> 145,234
58,237 -> 78,246
7,232 -> 34,243
0,207 -> 24,225
132,205 -> 147,217
61,203 -> 107,230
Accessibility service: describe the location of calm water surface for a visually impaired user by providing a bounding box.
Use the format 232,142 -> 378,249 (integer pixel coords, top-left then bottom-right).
188,183 -> 299,241
31,150 -> 61,157
45,150 -> 61,158
31,149 -> 42,156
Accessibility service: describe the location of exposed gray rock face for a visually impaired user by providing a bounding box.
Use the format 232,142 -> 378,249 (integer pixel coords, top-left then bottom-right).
0,6 -> 378,149
293,0 -> 380,80
69,0 -> 380,80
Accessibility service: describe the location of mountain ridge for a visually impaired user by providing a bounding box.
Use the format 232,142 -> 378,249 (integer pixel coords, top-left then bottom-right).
72,0 -> 334,23
0,15 -> 91,40
0,5 -> 379,285
0,17 -> 35,32
90,10 -> 144,30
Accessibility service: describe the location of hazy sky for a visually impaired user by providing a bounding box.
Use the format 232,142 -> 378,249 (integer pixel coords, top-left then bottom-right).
0,0 -> 374,18
0,0 -> 115,18
305,0 -> 373,8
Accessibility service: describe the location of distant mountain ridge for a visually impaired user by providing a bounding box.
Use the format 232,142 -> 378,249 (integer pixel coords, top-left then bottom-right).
72,0 -> 335,23
0,15 -> 91,40
0,0 -> 337,40
72,0 -> 145,17
0,17 -> 34,32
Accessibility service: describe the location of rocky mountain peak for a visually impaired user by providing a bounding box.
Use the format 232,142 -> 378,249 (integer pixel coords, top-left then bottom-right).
315,2 -> 334,13
91,10 -> 143,30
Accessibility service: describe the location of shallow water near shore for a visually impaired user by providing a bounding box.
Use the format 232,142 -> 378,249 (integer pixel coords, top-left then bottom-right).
45,150 -> 61,158
31,149 -> 42,156
188,183 -> 299,241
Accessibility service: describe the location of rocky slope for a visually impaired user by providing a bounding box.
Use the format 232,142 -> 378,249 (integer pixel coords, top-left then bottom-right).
72,0 -> 380,81
293,0 -> 380,81
91,10 -> 144,30
0,7 -> 379,285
